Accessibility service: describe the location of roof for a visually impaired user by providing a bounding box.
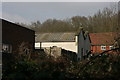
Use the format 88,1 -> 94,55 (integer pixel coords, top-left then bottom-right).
1,19 -> 34,32
35,32 -> 76,42
89,32 -> 119,45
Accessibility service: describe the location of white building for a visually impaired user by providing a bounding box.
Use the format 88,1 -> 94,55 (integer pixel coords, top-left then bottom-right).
35,28 -> 91,61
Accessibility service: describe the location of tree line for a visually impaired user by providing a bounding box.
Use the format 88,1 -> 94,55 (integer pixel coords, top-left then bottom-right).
17,6 -> 119,33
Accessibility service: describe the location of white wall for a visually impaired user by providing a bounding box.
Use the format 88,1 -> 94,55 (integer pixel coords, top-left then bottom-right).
35,42 -> 78,53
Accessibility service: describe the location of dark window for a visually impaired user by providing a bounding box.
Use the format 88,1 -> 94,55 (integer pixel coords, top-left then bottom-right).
78,57 -> 80,61
86,50 -> 88,54
81,48 -> 85,56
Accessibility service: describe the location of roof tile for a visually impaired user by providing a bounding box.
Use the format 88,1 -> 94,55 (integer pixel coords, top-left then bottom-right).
89,32 -> 119,45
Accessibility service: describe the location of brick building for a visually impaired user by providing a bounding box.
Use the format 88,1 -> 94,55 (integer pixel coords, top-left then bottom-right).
89,32 -> 118,54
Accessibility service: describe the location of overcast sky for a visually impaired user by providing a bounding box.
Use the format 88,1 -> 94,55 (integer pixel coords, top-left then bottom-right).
1,2 -> 118,24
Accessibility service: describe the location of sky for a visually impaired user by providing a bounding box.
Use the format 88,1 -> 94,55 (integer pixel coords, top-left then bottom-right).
1,2 -> 118,24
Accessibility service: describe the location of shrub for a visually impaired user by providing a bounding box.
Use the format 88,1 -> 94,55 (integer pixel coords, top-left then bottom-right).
2,52 -> 120,80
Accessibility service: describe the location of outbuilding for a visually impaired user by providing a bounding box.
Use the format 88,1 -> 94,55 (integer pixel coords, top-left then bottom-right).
35,28 -> 91,61
1,19 -> 35,54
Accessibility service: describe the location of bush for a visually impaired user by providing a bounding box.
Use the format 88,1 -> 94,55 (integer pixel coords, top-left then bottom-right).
2,52 -> 120,80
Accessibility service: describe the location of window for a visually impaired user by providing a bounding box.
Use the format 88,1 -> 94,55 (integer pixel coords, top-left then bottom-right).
2,43 -> 12,53
109,46 -> 113,50
78,57 -> 80,61
81,48 -> 83,56
101,46 -> 106,50
86,50 -> 88,54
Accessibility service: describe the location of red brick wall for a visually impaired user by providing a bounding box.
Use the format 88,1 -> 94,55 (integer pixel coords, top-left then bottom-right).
91,45 -> 111,54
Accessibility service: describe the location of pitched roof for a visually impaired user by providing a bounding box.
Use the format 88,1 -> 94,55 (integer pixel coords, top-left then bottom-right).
1,19 -> 34,32
35,32 -> 76,42
89,32 -> 118,45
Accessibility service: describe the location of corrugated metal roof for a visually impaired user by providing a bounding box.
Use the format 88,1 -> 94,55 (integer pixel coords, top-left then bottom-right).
35,32 -> 76,42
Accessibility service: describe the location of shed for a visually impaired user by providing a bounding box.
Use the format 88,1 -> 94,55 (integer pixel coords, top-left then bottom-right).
1,19 -> 35,54
35,28 -> 91,61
